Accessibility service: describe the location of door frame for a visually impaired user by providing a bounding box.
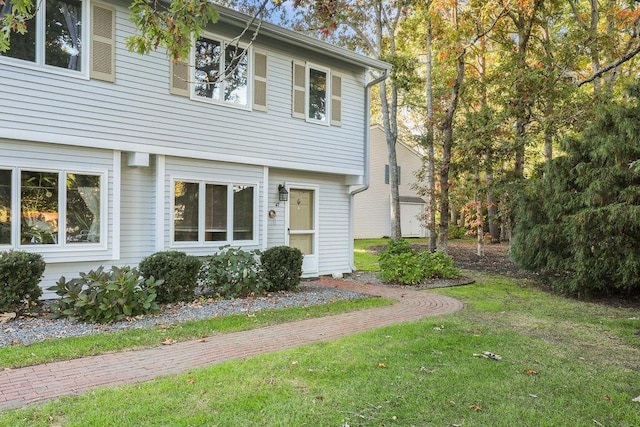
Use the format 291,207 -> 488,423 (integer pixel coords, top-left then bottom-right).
284,183 -> 320,276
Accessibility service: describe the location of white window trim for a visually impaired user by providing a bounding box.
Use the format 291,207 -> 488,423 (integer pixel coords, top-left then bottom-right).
305,63 -> 331,126
190,32 -> 253,111
170,176 -> 259,248
0,165 -> 111,262
0,0 -> 90,79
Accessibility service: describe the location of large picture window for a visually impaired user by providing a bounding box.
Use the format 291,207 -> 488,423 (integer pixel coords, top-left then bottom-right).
1,0 -> 85,72
194,35 -> 249,106
173,180 -> 256,244
0,168 -> 103,247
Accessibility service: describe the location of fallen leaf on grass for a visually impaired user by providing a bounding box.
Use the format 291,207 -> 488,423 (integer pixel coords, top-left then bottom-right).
524,369 -> 538,376
187,377 -> 196,384
603,395 -> 612,401
632,395 -> 640,403
376,362 -> 389,368
469,403 -> 482,412
473,351 -> 502,360
161,338 -> 175,345
420,366 -> 435,373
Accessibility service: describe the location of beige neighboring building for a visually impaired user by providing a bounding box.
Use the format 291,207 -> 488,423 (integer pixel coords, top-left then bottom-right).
354,125 -> 428,239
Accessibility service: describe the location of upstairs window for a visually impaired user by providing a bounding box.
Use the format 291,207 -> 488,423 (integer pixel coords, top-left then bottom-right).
292,61 -> 342,126
1,0 -> 86,73
194,35 -> 249,107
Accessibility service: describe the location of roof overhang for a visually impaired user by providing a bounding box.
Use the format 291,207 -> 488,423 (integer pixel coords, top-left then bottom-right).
214,4 -> 391,72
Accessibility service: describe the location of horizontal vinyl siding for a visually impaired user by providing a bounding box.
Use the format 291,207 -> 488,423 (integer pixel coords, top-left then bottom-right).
0,2 -> 367,176
269,169 -> 351,276
119,155 -> 156,264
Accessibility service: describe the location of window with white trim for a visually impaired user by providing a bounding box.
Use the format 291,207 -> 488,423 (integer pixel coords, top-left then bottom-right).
0,0 -> 87,74
194,35 -> 250,106
173,180 -> 256,244
292,61 -> 342,126
0,168 -> 105,247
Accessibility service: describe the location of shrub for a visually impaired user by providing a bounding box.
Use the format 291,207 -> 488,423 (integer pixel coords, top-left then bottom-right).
378,239 -> 458,285
48,266 -> 160,323
0,250 -> 45,313
261,246 -> 303,292
138,251 -> 202,304
511,83 -> 640,295
447,225 -> 467,240
200,246 -> 265,298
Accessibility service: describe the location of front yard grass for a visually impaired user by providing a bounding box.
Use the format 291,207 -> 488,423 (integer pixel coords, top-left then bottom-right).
2,272 -> 639,426
0,298 -> 391,370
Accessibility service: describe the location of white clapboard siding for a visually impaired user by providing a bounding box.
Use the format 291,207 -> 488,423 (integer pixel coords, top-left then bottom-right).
0,2 -> 368,175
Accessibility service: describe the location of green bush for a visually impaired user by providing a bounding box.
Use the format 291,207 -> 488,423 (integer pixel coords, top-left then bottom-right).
48,266 -> 160,323
447,225 -> 467,240
511,83 -> 640,295
0,250 -> 45,312
378,239 -> 458,285
138,251 -> 202,304
261,246 -> 303,292
200,246 -> 265,298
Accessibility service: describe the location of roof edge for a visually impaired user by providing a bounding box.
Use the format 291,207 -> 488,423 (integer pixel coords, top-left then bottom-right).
214,4 -> 391,71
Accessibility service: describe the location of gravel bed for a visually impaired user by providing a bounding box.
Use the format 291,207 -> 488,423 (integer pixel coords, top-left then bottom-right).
0,284 -> 366,348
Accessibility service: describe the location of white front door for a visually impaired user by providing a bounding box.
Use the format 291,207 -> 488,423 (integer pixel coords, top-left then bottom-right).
287,186 -> 319,276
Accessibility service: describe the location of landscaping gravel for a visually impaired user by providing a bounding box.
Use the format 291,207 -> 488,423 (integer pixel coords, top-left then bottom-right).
0,284 -> 366,348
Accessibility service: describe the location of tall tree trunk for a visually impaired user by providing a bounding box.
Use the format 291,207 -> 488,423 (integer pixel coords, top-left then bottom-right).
486,171 -> 500,243
475,166 -> 484,256
438,52 -> 465,251
425,17 -> 437,251
379,79 -> 401,240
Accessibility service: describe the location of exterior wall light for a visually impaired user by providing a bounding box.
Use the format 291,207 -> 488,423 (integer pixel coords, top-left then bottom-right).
278,184 -> 289,202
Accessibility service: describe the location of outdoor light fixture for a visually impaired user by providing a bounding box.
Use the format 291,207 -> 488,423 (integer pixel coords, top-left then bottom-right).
278,184 -> 289,202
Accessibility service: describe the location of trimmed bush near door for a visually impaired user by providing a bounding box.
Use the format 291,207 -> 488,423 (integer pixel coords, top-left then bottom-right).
0,250 -> 45,313
138,251 -> 202,304
261,246 -> 303,292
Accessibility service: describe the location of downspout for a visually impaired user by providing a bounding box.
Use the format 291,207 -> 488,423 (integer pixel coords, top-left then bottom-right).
348,69 -> 389,272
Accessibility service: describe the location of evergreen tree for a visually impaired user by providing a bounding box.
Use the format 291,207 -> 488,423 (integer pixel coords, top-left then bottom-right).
511,83 -> 640,295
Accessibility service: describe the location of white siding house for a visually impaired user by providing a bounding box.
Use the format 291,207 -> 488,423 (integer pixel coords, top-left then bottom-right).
0,2 -> 390,295
354,125 -> 427,239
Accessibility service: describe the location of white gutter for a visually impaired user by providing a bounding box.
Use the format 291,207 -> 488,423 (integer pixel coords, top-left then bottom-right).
348,70 -> 389,272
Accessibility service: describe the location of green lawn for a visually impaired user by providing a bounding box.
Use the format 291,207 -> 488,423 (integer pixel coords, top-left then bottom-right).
0,298 -> 391,370
2,272 -> 639,426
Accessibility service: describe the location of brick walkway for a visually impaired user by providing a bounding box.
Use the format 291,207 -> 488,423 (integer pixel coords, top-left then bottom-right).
0,279 -> 463,410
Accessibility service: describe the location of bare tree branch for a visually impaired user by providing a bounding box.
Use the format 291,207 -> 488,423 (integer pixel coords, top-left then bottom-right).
578,42 -> 640,87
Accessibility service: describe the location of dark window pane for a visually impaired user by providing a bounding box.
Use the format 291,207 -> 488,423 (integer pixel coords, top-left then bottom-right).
66,174 -> 100,243
195,37 -> 221,99
45,0 -> 82,71
0,170 -> 11,245
1,0 -> 36,62
233,185 -> 253,240
205,184 -> 227,241
308,68 -> 327,120
21,171 -> 59,245
174,181 -> 199,242
224,44 -> 247,104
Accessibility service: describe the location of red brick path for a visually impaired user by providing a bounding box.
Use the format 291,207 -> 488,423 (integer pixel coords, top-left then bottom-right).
0,279 -> 463,410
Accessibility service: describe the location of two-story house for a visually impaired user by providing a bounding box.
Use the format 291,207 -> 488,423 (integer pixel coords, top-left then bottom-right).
0,2 -> 390,295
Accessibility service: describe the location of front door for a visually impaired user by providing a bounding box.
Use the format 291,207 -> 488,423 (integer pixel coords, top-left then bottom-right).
287,187 -> 318,276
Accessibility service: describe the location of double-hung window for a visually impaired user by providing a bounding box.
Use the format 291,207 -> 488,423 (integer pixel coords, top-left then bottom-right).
173,180 -> 256,245
0,0 -> 87,75
194,35 -> 249,107
0,168 -> 105,247
292,61 -> 342,126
